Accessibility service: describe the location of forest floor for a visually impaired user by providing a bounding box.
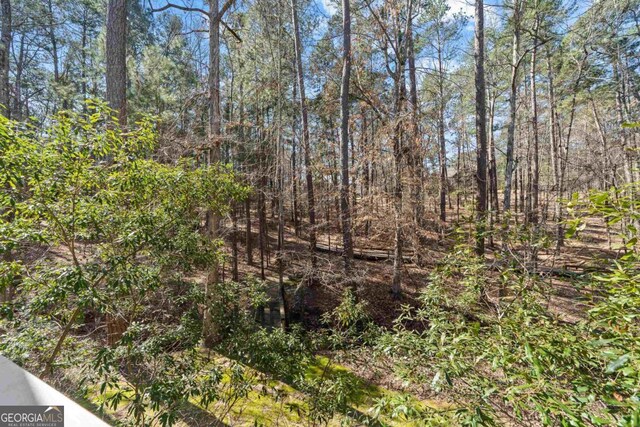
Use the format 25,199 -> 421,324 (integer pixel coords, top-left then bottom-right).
222,211 -> 620,328
37,210 -> 621,426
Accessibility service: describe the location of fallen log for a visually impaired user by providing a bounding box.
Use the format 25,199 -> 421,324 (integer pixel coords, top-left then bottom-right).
315,242 -> 415,262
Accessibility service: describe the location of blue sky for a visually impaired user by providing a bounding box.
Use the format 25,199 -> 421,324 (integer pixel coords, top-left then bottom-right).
317,0 -> 475,17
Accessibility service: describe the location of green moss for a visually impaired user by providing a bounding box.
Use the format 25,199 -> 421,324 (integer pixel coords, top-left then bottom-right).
305,356 -> 454,426
79,353 -> 453,426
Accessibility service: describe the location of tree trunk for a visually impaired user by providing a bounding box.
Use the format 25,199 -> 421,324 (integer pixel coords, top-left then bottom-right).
291,71 -> 301,236
553,50 -> 587,248
456,128 -> 461,221
106,0 -> 127,126
275,13 -> 289,330
340,0 -> 353,274
546,48 -> 560,229
502,0 -> 521,214
474,0 -> 487,257
407,12 -> 422,227
488,92 -> 498,245
258,145 -> 267,280
245,195 -> 253,265
104,0 -> 129,346
437,43 -> 447,224
529,11 -> 540,225
391,0 -> 410,299
47,0 -> 59,82
0,0 -> 10,118
231,203 -> 239,282
203,0 -> 223,349
290,0 -> 316,253
14,34 -> 23,120
81,11 -> 88,111
47,0 -> 66,111
363,114 -> 371,237
590,98 -> 610,190
614,59 -> 634,186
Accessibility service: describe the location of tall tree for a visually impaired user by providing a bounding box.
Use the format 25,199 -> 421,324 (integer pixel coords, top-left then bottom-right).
204,0 -> 222,348
502,0 -> 522,214
529,2 -> 540,225
424,0 -> 463,224
149,0 -> 237,347
208,0 -> 221,161
340,0 -> 353,273
437,33 -> 447,224
46,0 -> 60,85
390,0 -> 412,298
290,0 -> 317,254
0,0 -> 10,117
474,0 -> 487,256
406,7 -> 421,227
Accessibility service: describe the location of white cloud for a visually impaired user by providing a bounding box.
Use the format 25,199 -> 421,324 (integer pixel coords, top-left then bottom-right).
446,0 -> 474,19
322,0 -> 474,23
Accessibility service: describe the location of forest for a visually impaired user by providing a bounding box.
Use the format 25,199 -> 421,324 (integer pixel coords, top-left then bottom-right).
0,0 -> 639,425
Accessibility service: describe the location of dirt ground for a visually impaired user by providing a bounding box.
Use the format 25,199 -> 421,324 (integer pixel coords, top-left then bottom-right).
218,208 -> 622,329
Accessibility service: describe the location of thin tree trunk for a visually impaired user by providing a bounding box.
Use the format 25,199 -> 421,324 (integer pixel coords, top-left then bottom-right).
590,98 -> 610,190
488,92 -> 498,246
258,147 -> 266,280
363,114 -> 371,237
519,166 -> 525,215
14,34 -> 24,120
554,51 -> 587,248
407,11 -> 422,227
231,203 -> 239,282
291,71 -> 301,236
529,11 -> 540,225
614,59 -> 634,186
502,0 -> 521,213
524,78 -> 532,225
456,130 -> 461,221
245,196 -> 253,265
438,44 -> 447,224
47,0 -> 64,111
340,0 -> 353,273
290,0 -> 316,254
276,11 -> 289,331
331,130 -> 340,233
547,48 -> 560,238
0,0 -> 10,117
391,0 -> 411,298
47,0 -> 59,82
474,0 -> 487,257
514,162 -> 519,217
81,11 -> 88,111
239,78 -> 254,267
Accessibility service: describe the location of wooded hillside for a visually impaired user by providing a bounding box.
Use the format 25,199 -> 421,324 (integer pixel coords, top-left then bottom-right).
0,0 -> 639,425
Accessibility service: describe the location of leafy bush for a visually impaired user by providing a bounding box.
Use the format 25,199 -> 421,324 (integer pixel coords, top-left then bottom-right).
376,187 -> 640,425
0,103 -> 259,425
320,289 -> 379,349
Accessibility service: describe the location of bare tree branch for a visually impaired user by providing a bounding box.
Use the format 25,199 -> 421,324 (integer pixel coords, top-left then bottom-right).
215,0 -> 236,21
221,20 -> 242,42
148,0 -> 209,16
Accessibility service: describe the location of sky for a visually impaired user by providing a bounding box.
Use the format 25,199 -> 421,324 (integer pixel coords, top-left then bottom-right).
445,0 -> 475,18
318,0 -> 476,18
